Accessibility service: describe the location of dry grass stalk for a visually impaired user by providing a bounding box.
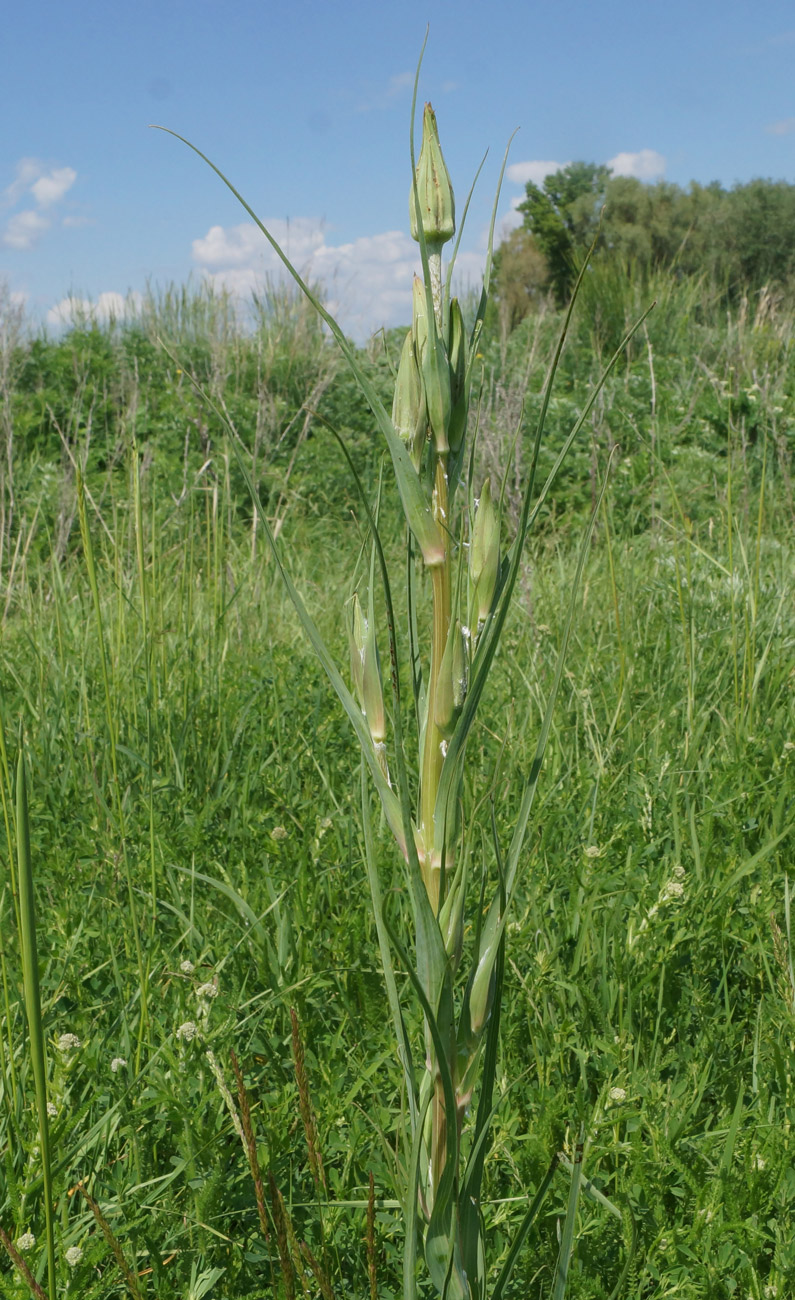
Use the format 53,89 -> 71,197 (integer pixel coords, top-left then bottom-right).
230,1048 -> 271,1242
77,1183 -> 146,1300
289,1006 -> 326,1194
0,1224 -> 48,1300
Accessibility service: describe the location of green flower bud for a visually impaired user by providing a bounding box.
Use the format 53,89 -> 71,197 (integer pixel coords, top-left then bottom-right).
470,479 -> 500,623
392,328 -> 427,471
447,297 -> 468,455
409,103 -> 455,249
434,621 -> 466,738
413,275 -> 451,455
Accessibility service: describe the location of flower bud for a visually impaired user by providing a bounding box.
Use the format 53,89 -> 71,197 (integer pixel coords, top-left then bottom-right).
413,275 -> 451,455
447,297 -> 468,454
434,621 -> 466,738
392,328 -> 427,471
409,103 -> 455,250
470,479 -> 500,624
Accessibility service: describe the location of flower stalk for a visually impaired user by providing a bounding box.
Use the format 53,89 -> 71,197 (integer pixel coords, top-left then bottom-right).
161,43 -> 643,1295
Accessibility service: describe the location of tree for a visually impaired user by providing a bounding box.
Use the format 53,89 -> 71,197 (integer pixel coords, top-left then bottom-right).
517,162 -> 610,302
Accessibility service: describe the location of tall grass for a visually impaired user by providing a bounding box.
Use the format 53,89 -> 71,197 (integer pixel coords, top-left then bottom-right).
0,133 -> 793,1299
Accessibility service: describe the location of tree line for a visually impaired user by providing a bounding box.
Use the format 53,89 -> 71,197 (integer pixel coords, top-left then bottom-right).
492,162 -> 795,333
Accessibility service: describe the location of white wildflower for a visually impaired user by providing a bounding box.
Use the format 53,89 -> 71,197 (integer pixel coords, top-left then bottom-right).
672,863 -> 685,879
110,1057 -> 127,1073
16,1232 -> 35,1252
65,1245 -> 83,1267
660,879 -> 685,903
57,1033 -> 81,1052
584,845 -> 601,859
176,1021 -> 198,1042
46,1101 -> 57,1118
180,959 -> 195,975
608,1087 -> 627,1103
196,982 -> 218,1000
270,825 -> 287,841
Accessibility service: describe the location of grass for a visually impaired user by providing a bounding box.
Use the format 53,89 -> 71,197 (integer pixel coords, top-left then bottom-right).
0,200 -> 794,1300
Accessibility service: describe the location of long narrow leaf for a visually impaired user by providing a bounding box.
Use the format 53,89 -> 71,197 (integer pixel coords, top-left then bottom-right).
490,1156 -> 558,1300
404,1086 -> 434,1300
552,1128 -> 585,1300
153,128 -> 443,566
361,761 -> 418,1132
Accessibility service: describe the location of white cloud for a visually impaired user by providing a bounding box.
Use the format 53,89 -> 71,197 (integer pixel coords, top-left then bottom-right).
31,167 -> 77,208
506,160 -> 568,187
766,117 -> 795,136
3,210 -> 50,250
193,217 -> 326,270
3,158 -> 79,250
192,216 -> 487,340
2,158 -> 44,207
47,291 -> 142,328
607,149 -> 666,180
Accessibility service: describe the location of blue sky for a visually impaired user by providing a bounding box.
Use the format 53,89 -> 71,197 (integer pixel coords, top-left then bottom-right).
3,0 -> 795,340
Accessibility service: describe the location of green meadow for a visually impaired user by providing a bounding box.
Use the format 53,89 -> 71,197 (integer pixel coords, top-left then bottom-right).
0,255 -> 793,1299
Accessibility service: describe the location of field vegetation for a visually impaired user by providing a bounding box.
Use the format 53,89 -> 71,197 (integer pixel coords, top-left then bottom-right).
0,214 -> 794,1298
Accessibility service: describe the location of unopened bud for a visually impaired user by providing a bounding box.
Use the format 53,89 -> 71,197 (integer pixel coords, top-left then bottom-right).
413,275 -> 451,455
470,479 -> 500,623
409,103 -> 455,250
434,621 -> 466,738
392,329 -> 427,471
